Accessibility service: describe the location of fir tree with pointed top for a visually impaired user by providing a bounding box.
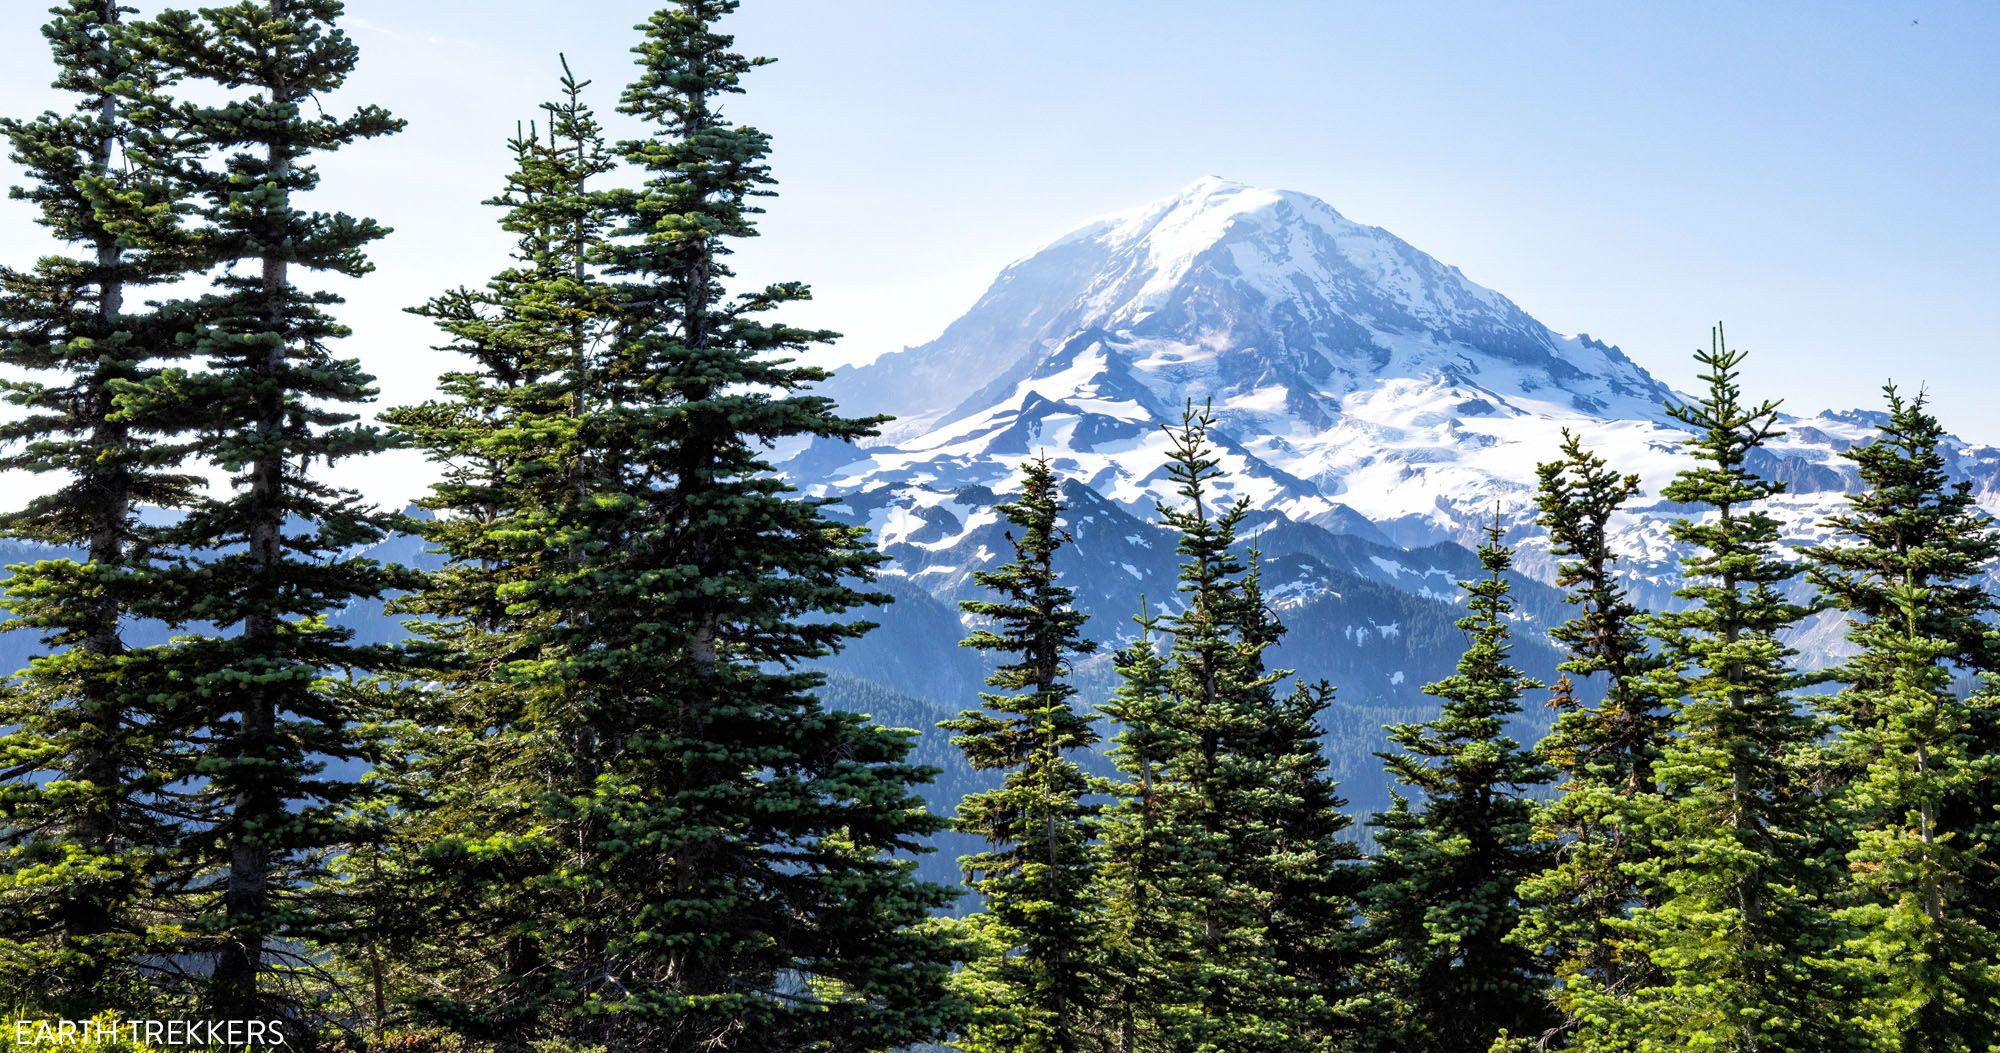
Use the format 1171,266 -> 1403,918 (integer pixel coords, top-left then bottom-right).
942,455 -> 1103,1053
1362,519 -> 1555,1053
1571,328 -> 1857,1052
1148,403 -> 1293,1052
1807,387 -> 2000,1050
0,0 -> 200,1012
352,64 -> 621,1045
135,0 -> 408,1014
1511,429 -> 1669,1042
1095,401 -> 1362,1052
378,3 -> 963,1047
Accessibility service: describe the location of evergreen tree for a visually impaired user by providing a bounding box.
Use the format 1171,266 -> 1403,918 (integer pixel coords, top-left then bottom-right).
1571,328 -> 1856,1052
1511,430 -> 1668,1043
137,0 -> 408,1013
1093,604 -> 1182,1053
1236,555 -> 1369,1045
1807,387 -> 2000,1051
1094,402 -> 1360,1052
1362,519 -> 1555,1053
1147,406 -> 1294,1052
942,455 -> 1103,1053
0,0 -> 199,1012
1258,672 -> 1369,1046
359,65 -> 620,1044
379,4 -> 962,1047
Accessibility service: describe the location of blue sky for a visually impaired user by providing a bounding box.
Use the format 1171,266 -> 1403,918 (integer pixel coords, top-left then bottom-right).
1,1 -> 1995,498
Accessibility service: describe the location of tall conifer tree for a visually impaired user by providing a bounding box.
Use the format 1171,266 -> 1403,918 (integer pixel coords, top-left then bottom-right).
1571,329 -> 1856,1052
1511,430 -> 1668,1043
1808,388 -> 2000,1050
139,0 -> 406,1013
376,3 -> 963,1047
1148,407 -> 1298,1052
1153,404 -> 1278,1049
943,455 -> 1103,1053
1363,520 -> 1554,1053
0,0 -> 198,1011
1093,402 -> 1360,1052
361,66 -> 620,1044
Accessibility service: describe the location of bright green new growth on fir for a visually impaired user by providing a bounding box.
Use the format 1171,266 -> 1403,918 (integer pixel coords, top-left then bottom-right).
1090,401 -> 1364,1053
1363,518 -> 1554,1053
943,455 -> 1103,1053
1808,388 -> 2000,1052
372,3 -> 961,1049
1571,328 -> 1854,1052
1510,429 -> 1669,1036
0,0 -> 201,1013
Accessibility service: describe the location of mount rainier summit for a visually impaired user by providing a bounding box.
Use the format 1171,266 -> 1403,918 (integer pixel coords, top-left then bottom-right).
787,177 -> 2000,826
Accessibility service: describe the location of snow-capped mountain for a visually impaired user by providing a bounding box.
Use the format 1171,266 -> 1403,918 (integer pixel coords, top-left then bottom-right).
814,177 -> 1689,539
793,177 -> 2000,847
809,176 -> 2000,568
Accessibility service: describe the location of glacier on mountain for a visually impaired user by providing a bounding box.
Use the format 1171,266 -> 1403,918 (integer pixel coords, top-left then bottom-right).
810,177 -> 1999,558
788,177 -> 2000,856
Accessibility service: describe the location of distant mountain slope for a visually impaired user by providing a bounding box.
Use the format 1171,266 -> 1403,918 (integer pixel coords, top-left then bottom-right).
809,179 -> 2000,550
791,178 -> 2000,819
823,177 -> 1672,437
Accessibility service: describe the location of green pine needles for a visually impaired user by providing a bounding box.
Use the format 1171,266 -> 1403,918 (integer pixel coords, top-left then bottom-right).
139,0 -> 410,1014
360,59 -> 627,1045
1809,388 -> 2000,1052
1511,430 -> 1669,1041
944,455 -> 1102,1053
374,4 -> 959,1049
1365,518 -> 1554,1052
1088,402 -> 1364,1052
0,0 -> 200,1013
1566,328 -> 1852,1051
